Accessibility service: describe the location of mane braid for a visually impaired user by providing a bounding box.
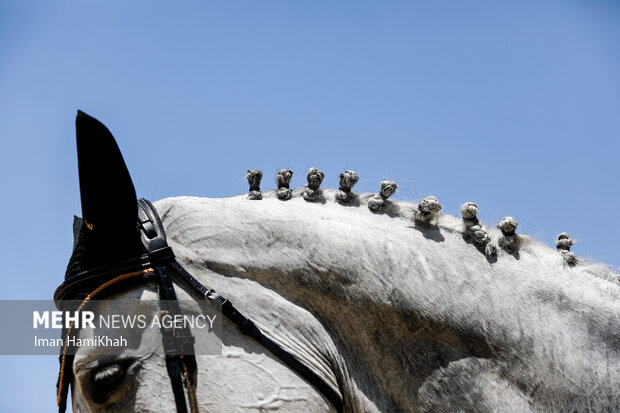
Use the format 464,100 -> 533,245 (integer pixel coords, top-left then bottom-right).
226,187 -> 620,287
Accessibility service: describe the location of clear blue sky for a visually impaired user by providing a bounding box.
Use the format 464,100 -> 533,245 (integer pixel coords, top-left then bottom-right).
1,1 -> 618,411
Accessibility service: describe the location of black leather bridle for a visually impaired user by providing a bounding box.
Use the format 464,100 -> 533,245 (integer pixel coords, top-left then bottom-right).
54,198 -> 343,413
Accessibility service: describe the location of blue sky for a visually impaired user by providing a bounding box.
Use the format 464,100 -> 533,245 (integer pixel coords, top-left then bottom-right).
1,1 -> 619,411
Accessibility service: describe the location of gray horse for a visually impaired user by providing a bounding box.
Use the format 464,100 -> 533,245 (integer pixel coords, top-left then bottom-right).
59,112 -> 619,412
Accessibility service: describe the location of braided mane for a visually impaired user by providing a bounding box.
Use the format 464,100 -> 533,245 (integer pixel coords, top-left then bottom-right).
230,186 -> 619,287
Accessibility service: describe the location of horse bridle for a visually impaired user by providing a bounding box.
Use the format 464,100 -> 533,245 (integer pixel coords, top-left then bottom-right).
54,198 -> 343,413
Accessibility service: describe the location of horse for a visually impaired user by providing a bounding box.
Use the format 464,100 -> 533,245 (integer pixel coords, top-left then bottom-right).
56,111 -> 619,412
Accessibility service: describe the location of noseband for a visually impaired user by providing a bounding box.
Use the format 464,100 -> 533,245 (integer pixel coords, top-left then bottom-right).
54,199 -> 343,413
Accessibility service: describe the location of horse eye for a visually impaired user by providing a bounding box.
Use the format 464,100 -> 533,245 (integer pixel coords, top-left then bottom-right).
89,362 -> 128,404
94,364 -> 124,385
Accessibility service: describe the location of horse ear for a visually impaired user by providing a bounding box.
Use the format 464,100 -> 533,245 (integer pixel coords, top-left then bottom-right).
64,111 -> 144,279
75,110 -> 138,235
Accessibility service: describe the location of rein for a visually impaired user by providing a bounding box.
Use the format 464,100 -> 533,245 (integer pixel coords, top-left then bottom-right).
54,198 -> 343,413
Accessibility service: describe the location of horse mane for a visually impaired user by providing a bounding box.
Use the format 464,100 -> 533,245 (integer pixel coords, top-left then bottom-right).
65,185 -> 619,288
214,186 -> 619,288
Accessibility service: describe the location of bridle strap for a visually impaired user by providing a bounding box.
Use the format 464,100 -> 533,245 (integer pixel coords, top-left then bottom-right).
138,199 -> 198,413
169,261 -> 344,411
155,266 -> 195,413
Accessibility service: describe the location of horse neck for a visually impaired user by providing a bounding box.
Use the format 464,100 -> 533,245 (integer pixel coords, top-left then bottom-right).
157,194 -> 617,322
157,195 -> 620,408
